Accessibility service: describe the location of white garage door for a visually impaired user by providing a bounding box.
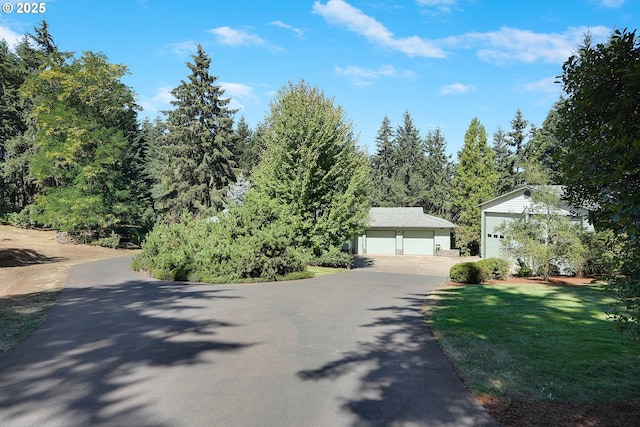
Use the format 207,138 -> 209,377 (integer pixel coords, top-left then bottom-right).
403,230 -> 434,255
484,213 -> 515,258
366,230 -> 396,255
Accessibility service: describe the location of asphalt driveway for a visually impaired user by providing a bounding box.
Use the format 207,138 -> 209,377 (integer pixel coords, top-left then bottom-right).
0,256 -> 495,426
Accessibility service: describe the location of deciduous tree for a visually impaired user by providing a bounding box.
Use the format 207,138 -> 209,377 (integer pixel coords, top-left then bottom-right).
253,80 -> 370,255
555,28 -> 640,336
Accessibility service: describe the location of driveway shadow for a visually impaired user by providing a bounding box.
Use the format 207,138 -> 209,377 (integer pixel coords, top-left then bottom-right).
0,276 -> 252,427
297,292 -> 496,426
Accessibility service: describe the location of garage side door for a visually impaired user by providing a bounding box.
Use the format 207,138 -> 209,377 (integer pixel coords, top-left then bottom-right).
365,230 -> 396,255
403,230 -> 434,255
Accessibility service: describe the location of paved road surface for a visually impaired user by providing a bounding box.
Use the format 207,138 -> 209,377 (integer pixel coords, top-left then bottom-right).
0,256 -> 495,426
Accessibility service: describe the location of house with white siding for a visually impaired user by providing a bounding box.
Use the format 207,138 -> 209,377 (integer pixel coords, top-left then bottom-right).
479,185 -> 591,259
353,207 -> 456,256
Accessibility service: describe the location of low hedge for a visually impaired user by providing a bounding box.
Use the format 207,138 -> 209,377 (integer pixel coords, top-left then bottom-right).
449,258 -> 510,284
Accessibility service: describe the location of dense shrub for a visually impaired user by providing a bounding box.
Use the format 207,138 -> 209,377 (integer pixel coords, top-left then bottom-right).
450,258 -> 510,283
477,258 -> 510,281
449,262 -> 482,284
306,247 -> 352,268
133,192 -> 310,283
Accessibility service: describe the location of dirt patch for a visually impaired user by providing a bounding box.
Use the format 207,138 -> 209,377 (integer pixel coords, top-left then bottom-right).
0,225 -> 134,298
477,394 -> 640,427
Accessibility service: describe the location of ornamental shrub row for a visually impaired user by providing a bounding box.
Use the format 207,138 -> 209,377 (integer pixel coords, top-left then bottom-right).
132,191 -> 346,283
449,258 -> 510,284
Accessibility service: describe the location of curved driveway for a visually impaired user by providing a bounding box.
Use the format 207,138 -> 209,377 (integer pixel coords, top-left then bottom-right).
0,256 -> 495,426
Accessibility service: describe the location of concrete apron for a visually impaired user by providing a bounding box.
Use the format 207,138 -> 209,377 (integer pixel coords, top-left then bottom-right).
353,255 -> 478,277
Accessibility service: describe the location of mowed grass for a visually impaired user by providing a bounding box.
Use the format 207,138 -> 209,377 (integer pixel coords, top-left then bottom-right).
426,283 -> 640,402
307,265 -> 347,276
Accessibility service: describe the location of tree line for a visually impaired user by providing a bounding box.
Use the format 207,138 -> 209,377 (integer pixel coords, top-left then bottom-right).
0,21 -> 557,253
1,22 -> 639,335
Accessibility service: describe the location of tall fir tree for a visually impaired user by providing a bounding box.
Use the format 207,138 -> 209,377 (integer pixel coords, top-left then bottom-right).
154,45 -> 237,218
393,111 -> 425,206
492,127 -> 513,195
422,127 -> 454,220
506,109 -> 529,188
369,115 -> 395,207
233,116 -> 264,175
1,21 -> 71,213
453,118 -> 498,255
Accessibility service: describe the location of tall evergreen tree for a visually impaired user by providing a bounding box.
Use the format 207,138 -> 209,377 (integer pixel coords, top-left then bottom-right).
369,115 -> 395,206
453,118 -> 498,255
1,21 -> 70,213
154,45 -> 237,218
233,116 -> 264,175
506,109 -> 529,188
253,80 -> 370,255
393,111 -> 425,206
422,127 -> 454,219
492,127 -> 513,195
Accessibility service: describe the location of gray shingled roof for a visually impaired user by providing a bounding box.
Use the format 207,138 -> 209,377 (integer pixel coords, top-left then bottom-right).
368,207 -> 456,228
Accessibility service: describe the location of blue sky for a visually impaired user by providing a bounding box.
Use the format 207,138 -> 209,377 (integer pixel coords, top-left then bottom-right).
0,0 -> 636,156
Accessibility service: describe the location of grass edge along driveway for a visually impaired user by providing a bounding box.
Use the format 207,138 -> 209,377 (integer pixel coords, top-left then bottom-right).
424,282 -> 640,403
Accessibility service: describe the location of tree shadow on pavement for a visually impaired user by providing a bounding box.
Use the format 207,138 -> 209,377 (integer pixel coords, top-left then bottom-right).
297,293 -> 496,427
0,277 -> 252,427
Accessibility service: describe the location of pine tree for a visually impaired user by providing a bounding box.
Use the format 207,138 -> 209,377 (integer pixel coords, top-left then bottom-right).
393,111 -> 425,206
453,118 -> 498,255
506,109 -> 529,188
233,116 -> 264,175
1,21 -> 70,213
370,115 -> 395,206
155,44 -> 237,218
422,127 -> 454,219
253,80 -> 370,255
492,127 -> 513,194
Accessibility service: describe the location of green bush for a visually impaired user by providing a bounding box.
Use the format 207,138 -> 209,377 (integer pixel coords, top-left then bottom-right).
306,247 -> 352,268
449,262 -> 482,284
450,258 -> 511,283
92,232 -> 121,249
477,258 -> 510,281
133,192 -> 309,283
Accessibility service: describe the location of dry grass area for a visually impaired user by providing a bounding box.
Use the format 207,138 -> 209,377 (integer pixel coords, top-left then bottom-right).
0,225 -> 130,297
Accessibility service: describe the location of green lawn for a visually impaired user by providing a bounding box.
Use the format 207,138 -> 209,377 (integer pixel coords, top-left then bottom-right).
425,283 -> 640,402
306,265 -> 347,277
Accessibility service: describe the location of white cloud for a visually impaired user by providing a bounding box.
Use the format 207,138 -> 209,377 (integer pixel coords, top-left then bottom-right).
416,0 -> 458,13
447,25 -> 611,65
219,82 -> 258,111
439,82 -> 475,95
594,0 -> 625,8
166,40 -> 198,56
312,0 -> 446,58
139,86 -> 174,114
335,64 -> 416,87
208,26 -> 265,47
269,20 -> 305,37
517,76 -> 560,94
0,25 -> 21,47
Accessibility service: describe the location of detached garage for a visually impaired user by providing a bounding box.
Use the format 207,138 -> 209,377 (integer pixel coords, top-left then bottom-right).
353,207 -> 456,256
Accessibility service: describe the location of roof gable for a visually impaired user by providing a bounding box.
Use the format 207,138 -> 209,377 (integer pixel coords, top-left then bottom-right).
368,207 -> 456,228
